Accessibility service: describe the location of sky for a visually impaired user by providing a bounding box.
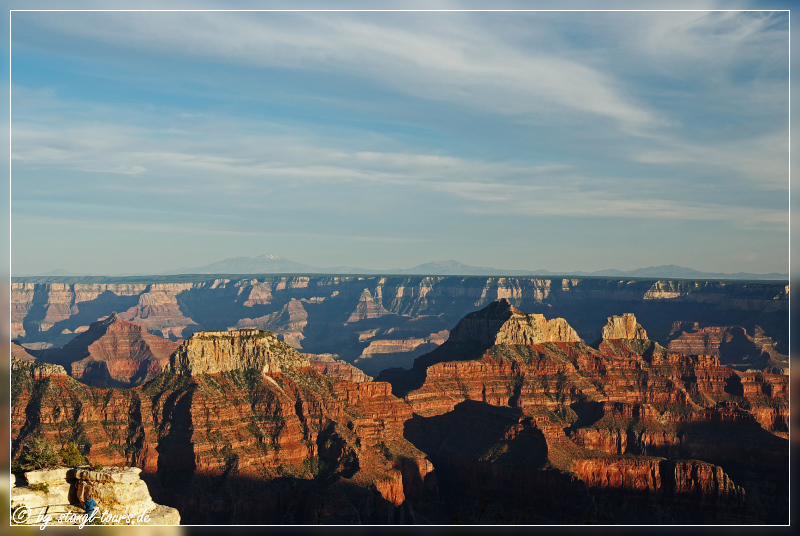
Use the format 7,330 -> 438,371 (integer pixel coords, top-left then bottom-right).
8,5 -> 791,276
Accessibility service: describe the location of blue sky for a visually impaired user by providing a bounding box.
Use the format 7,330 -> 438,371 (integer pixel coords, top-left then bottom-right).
8,7 -> 790,275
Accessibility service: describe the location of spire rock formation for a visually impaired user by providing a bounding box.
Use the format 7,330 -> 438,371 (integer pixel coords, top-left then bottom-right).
601,313 -> 648,340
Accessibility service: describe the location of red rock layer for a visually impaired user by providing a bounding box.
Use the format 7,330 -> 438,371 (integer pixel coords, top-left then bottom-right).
666,323 -> 788,371
305,353 -> 373,382
11,334 -> 433,524
37,314 -> 180,388
12,300 -> 789,524
383,301 -> 788,523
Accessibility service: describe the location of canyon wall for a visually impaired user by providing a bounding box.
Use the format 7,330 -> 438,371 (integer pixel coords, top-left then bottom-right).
11,276 -> 788,376
12,301 -> 789,524
11,330 -> 434,524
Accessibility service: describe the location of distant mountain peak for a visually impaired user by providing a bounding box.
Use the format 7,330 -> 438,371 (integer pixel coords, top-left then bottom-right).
159,254 -> 787,280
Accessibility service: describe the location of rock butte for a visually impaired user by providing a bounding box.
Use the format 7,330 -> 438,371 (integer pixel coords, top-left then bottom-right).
12,300 -> 788,524
601,313 -> 648,340
24,314 -> 180,388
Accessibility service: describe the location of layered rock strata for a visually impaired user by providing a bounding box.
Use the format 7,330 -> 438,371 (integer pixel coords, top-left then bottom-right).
666,323 -> 788,372
12,300 -> 789,524
304,353 -> 373,382
12,276 -> 788,375
12,331 -> 434,524
167,329 -> 309,375
379,300 -> 788,523
33,314 -> 180,388
601,313 -> 648,340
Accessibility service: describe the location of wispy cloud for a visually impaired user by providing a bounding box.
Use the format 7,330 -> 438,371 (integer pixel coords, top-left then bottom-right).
16,11 -> 661,132
11,108 -> 786,231
9,9 -> 788,274
632,130 -> 789,190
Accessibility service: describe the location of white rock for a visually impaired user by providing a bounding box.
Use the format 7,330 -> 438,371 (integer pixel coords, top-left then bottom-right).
24,468 -> 73,486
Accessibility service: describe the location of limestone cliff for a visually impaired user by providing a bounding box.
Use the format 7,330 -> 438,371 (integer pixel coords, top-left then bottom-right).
12,356 -> 68,381
601,313 -> 648,340
167,329 -> 310,375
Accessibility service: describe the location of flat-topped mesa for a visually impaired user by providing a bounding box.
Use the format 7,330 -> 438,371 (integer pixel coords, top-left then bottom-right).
601,313 -> 648,340
167,329 -> 311,376
449,298 -> 582,346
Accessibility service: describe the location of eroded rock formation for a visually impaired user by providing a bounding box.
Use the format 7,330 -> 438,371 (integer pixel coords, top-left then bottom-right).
304,353 -> 373,382
12,300 -> 789,525
167,329 -> 309,375
379,301 -> 788,524
12,331 -> 434,524
12,276 -> 788,374
666,322 -> 788,372
33,314 -> 180,388
601,313 -> 648,340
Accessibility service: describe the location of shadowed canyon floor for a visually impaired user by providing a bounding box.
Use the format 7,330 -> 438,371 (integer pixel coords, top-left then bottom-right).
11,299 -> 788,525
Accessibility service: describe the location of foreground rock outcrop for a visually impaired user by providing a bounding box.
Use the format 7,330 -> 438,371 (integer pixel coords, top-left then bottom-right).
11,466 -> 179,526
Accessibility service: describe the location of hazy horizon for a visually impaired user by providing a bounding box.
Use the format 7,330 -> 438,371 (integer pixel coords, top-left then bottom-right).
10,9 -> 789,276
10,253 -> 790,279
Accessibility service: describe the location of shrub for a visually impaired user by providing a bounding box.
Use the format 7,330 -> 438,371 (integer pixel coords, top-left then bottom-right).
15,437 -> 59,471
59,442 -> 88,467
90,462 -> 104,471
29,482 -> 50,494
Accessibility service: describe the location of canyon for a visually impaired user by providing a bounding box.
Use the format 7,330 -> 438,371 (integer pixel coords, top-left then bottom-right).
11,299 -> 789,525
11,275 -> 789,377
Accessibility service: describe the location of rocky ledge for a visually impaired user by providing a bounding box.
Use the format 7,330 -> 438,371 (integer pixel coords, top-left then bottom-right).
167,328 -> 310,375
11,466 -> 180,526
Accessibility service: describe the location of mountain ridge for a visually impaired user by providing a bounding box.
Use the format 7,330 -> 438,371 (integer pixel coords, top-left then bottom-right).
160,255 -> 789,280
21,253 -> 787,280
